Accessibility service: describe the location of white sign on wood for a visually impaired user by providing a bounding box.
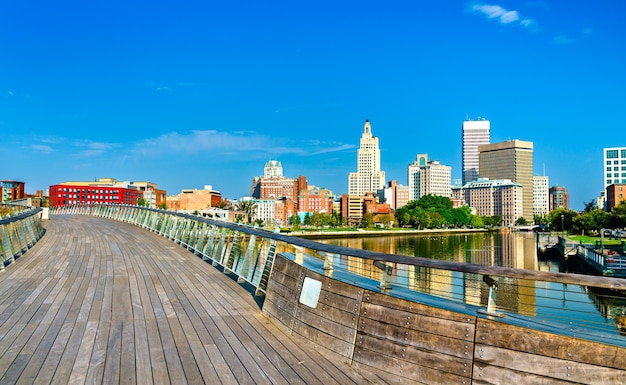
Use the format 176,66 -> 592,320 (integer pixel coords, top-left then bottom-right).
299,277 -> 322,308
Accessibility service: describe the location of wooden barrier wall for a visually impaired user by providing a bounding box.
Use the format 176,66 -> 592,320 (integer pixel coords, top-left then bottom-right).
262,255 -> 626,385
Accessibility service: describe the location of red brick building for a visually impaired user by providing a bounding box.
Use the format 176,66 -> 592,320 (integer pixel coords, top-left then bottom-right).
606,184 -> 626,211
49,184 -> 143,207
298,188 -> 334,215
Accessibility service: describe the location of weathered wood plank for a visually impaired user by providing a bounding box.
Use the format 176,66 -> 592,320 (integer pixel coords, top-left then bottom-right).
474,344 -> 626,384
476,318 -> 626,369
360,301 -> 475,342
357,316 -> 473,359
363,290 -> 476,325
355,332 -> 472,377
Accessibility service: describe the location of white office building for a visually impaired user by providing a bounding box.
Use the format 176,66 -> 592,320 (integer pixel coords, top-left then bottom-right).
604,147 -> 626,188
462,118 -> 490,185
348,120 -> 386,196
408,154 -> 451,201
533,175 -> 549,217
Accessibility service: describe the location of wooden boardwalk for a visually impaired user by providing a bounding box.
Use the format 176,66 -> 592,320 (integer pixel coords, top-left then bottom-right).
0,216 -> 390,385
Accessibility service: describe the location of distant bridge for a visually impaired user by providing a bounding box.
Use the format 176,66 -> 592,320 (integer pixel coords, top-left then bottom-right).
1,204 -> 626,384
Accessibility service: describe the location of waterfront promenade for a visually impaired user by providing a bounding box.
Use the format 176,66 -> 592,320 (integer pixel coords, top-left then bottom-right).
0,216 -> 389,384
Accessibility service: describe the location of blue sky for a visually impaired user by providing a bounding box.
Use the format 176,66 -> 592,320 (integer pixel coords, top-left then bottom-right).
1,1 -> 624,210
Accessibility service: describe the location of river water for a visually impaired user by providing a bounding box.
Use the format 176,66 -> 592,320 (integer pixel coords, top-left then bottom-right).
315,231 -> 626,340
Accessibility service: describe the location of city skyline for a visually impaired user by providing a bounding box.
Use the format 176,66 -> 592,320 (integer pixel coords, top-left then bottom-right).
2,1 -> 625,211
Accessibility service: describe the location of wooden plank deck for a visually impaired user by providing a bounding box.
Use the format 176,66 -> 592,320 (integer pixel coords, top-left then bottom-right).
0,216 -> 390,385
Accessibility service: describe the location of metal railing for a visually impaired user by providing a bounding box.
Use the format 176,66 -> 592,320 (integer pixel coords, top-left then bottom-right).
0,206 -> 46,270
50,204 -> 626,346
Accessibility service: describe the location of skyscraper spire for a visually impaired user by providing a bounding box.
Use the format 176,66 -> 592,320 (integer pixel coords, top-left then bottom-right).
348,120 -> 386,196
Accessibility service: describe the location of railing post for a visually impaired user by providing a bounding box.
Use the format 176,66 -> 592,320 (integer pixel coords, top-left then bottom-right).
254,228 -> 279,297
202,226 -> 217,261
322,252 -> 334,272
212,228 -> 227,266
224,231 -> 242,274
374,260 -> 393,291
479,275 -> 504,317
238,233 -> 257,283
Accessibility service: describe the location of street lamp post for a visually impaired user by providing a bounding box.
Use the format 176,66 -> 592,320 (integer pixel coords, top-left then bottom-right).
561,214 -> 564,236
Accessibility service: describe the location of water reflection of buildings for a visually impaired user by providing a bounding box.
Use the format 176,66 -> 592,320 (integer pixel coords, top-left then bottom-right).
586,287 -> 626,336
323,233 -> 540,317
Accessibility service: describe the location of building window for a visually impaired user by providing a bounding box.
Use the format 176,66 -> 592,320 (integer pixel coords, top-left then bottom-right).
607,150 -> 618,158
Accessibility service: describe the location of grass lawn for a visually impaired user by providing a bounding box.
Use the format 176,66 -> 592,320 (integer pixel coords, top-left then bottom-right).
567,234 -> 624,246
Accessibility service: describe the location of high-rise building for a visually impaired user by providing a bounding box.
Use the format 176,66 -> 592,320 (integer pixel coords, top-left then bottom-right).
549,185 -> 569,211
533,175 -> 549,217
479,140 -> 534,221
408,154 -> 451,201
603,147 -> 626,188
348,120 -> 386,196
462,118 -> 490,185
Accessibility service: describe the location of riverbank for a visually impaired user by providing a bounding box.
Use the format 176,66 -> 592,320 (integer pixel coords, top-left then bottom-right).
284,227 -> 489,239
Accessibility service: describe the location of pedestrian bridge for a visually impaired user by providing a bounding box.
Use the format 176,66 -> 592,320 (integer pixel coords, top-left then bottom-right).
1,205 -> 626,384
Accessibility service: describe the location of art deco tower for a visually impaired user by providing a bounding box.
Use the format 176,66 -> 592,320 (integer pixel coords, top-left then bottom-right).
348,120 -> 386,196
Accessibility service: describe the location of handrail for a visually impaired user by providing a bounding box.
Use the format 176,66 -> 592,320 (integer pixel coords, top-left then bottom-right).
0,207 -> 46,270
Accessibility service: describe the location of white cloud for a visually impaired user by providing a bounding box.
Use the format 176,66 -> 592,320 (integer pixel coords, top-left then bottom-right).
470,3 -> 536,29
30,144 -> 54,154
132,130 -> 354,158
73,140 -> 118,157
552,34 -> 576,44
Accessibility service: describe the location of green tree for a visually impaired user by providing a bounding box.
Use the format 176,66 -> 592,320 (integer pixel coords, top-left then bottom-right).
289,214 -> 301,227
609,201 -> 626,229
375,213 -> 394,227
547,208 -> 577,233
572,209 -> 609,235
515,217 -> 529,226
136,198 -> 149,207
360,212 -> 375,228
469,215 -> 484,228
235,200 -> 257,224
583,200 -> 597,213
157,202 -> 167,210
450,206 -> 472,228
311,212 -> 331,228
